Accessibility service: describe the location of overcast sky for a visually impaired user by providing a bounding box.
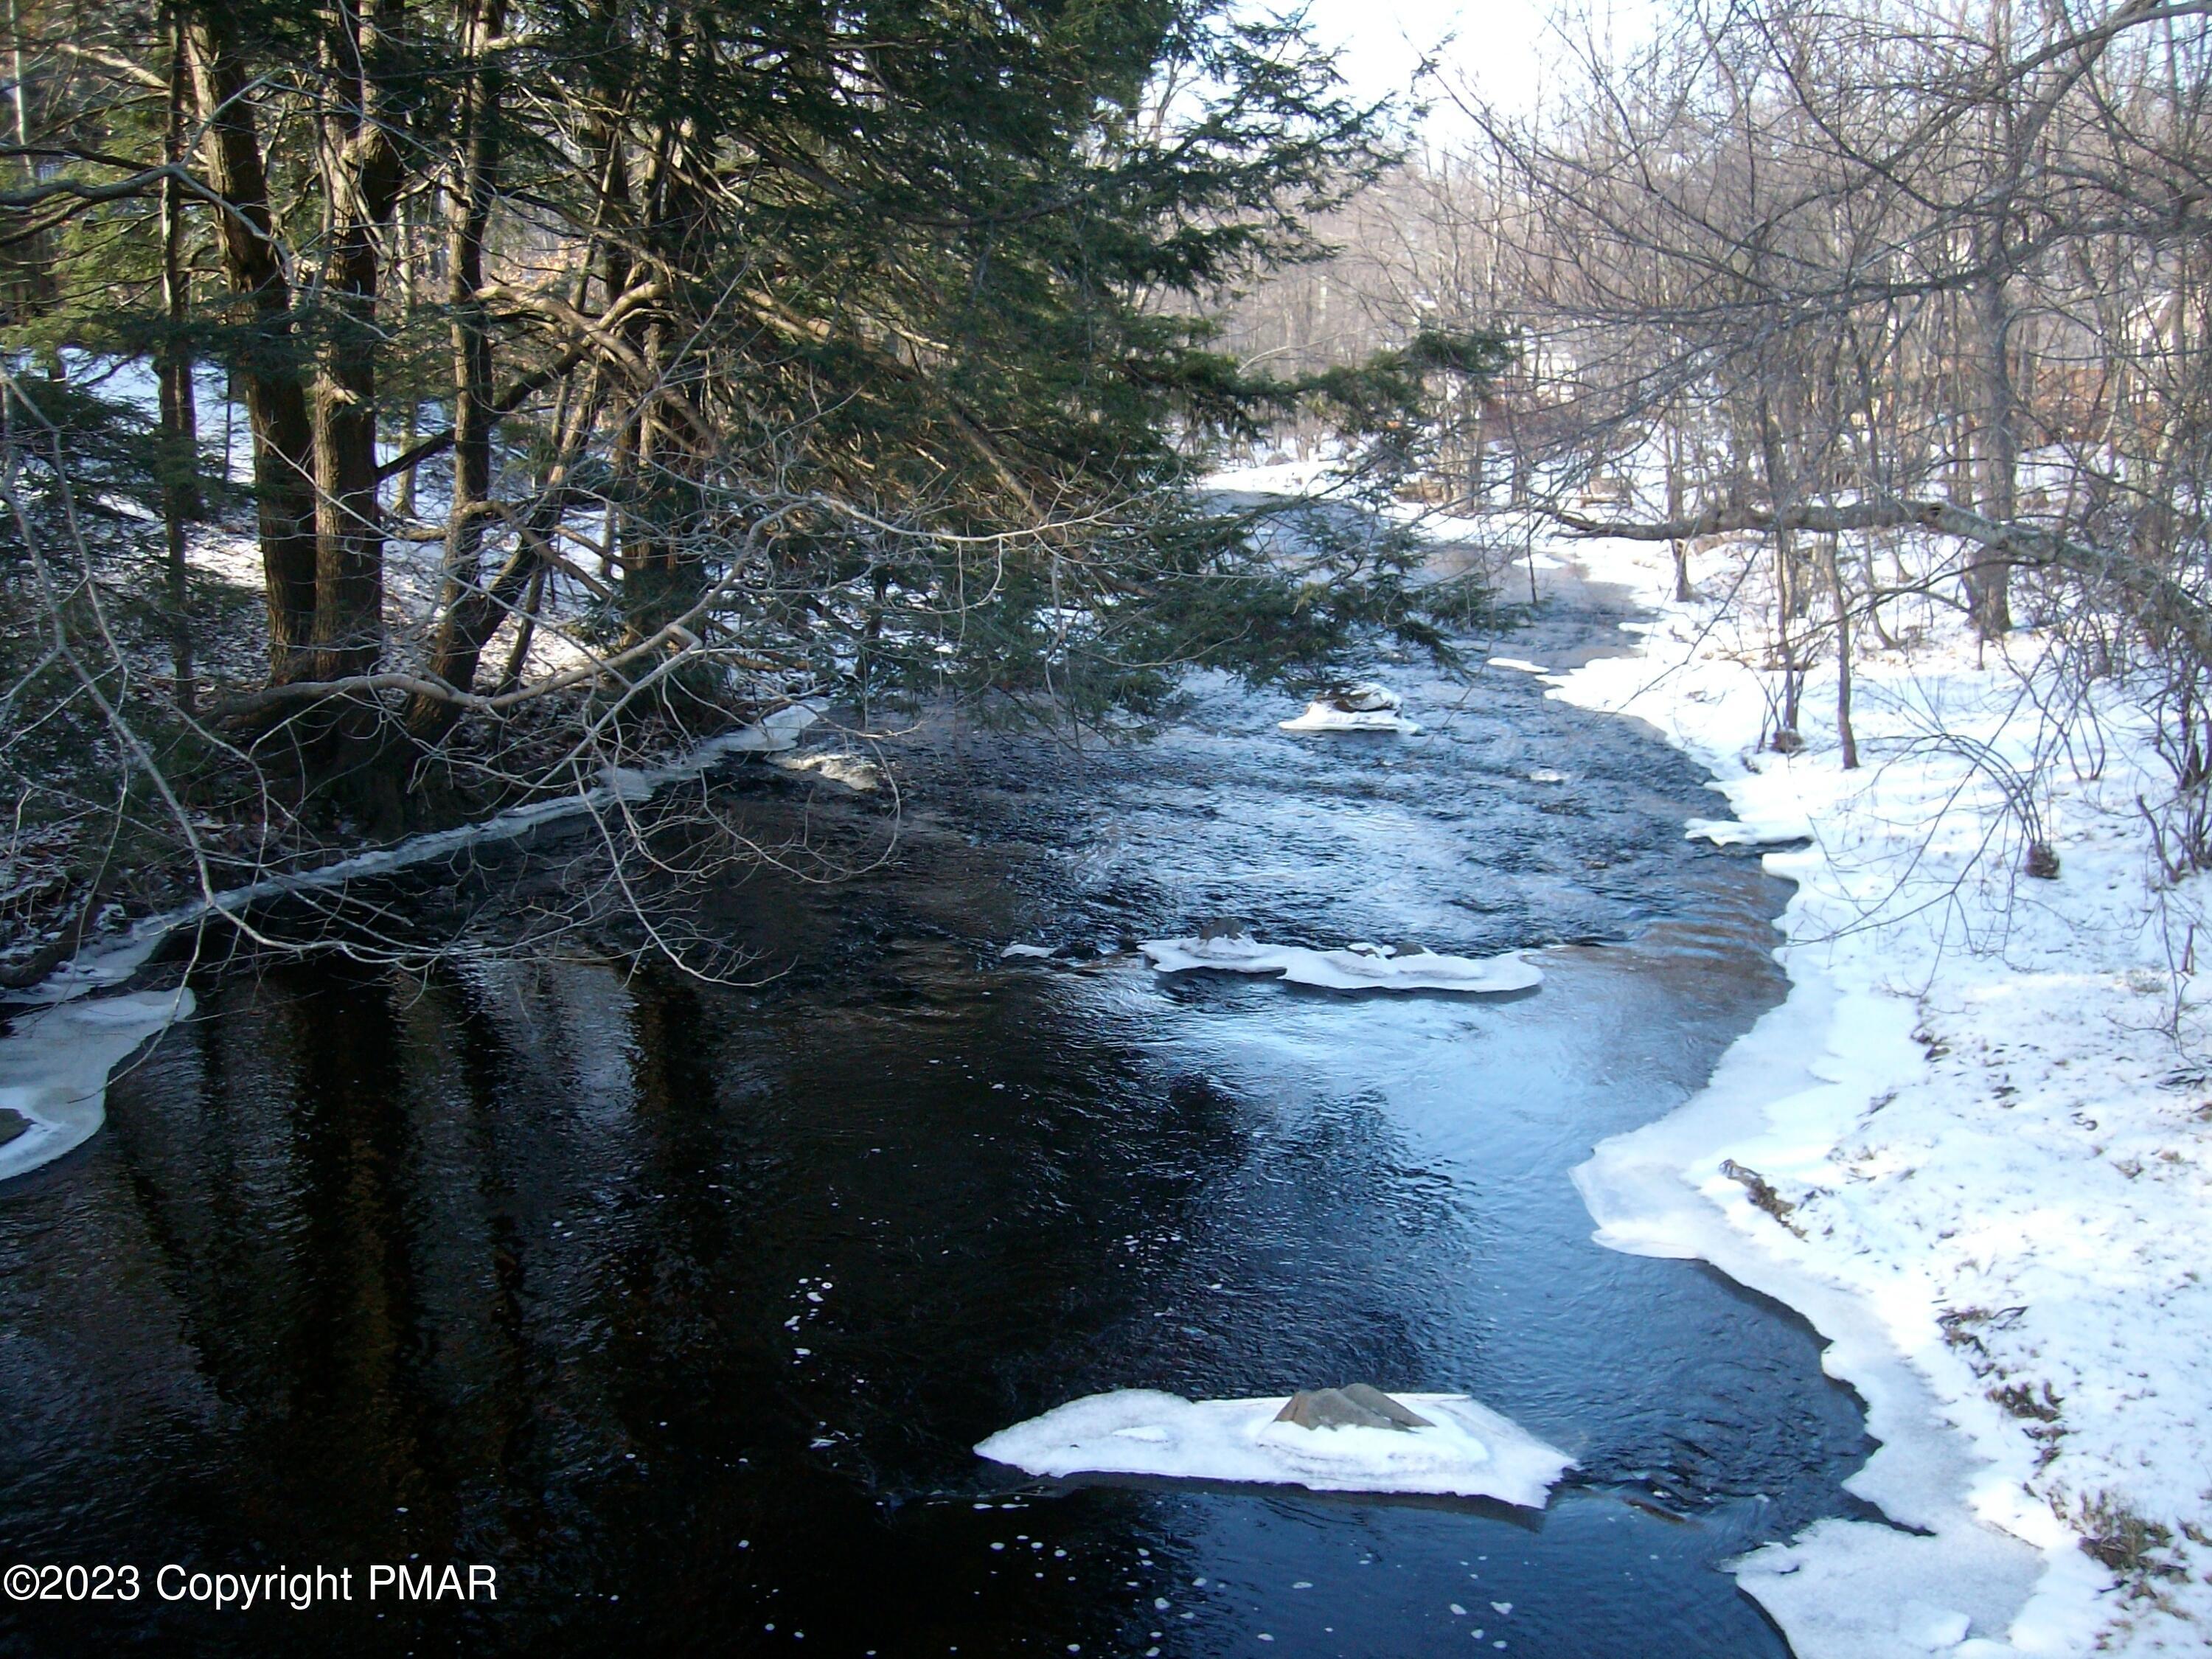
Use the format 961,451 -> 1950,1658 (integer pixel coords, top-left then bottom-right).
1290,0 -> 1660,135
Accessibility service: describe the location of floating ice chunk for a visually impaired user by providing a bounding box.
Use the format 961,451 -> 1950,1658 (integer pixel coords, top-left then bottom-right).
1487,658 -> 1550,675
1528,768 -> 1569,784
1279,703 -> 1422,734
1140,933 -> 1540,995
1000,943 -> 1058,960
976,1388 -> 1574,1507
1279,681 -> 1421,734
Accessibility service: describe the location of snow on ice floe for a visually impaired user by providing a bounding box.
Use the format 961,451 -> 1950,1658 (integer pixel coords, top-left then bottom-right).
1139,933 -> 1541,995
975,1388 -> 1574,1506
1486,657 -> 1551,675
1278,682 -> 1421,734
1279,703 -> 1422,734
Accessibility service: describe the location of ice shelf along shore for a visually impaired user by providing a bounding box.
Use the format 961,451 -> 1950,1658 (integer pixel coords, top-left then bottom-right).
975,1388 -> 1575,1508
1530,522 -> 2212,1655
0,703 -> 820,1185
1139,934 -> 1543,995
0,990 -> 195,1183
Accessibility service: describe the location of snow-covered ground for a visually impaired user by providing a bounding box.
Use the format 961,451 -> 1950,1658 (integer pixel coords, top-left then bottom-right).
1540,529 -> 2212,1656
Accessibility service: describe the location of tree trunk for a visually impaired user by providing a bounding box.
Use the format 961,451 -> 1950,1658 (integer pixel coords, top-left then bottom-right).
1966,263 -> 2017,637
158,9 -> 197,714
309,0 -> 406,686
184,15 -> 319,684
1822,532 -> 1858,769
392,207 -> 419,520
495,564 -> 546,695
409,0 -> 507,740
1664,414 -> 1691,601
1758,394 -> 1804,745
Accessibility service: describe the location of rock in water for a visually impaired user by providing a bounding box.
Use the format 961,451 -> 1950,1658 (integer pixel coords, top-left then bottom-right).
1340,1383 -> 1436,1427
1274,1385 -> 1436,1432
1279,686 -> 1422,734
1327,683 -> 1402,713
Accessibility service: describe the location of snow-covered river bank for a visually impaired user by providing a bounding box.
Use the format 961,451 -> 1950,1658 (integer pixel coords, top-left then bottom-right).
1539,528 -> 2212,1657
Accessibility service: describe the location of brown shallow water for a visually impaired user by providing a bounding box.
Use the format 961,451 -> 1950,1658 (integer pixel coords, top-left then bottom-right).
0,572 -> 1867,1657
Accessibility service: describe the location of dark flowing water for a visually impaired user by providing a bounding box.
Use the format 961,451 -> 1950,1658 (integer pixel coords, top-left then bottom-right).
0,573 -> 1868,1658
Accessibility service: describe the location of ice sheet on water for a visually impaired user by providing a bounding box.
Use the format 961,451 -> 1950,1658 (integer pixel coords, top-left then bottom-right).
1140,934 -> 1541,995
0,989 -> 194,1182
976,1388 -> 1574,1506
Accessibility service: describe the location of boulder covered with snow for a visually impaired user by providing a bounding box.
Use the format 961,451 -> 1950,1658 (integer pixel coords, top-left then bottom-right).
1332,682 -> 1403,713
1140,931 -> 1541,994
1279,681 -> 1422,734
975,1387 -> 1575,1506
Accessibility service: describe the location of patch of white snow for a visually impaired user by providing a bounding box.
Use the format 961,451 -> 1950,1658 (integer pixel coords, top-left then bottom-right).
975,1389 -> 1573,1506
1139,935 -> 1541,995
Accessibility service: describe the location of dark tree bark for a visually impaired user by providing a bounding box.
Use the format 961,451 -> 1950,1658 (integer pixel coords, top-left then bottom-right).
158,7 -> 197,714
408,0 -> 507,740
184,13 -> 319,684
309,0 -> 406,685
1966,262 -> 2018,637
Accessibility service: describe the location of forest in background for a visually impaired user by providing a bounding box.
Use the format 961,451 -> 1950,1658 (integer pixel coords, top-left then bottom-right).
1223,0 -> 2212,895
0,0 -> 1509,975
10,0 -> 2212,984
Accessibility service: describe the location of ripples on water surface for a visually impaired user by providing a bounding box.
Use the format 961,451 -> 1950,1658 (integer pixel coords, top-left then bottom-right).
0,585 -> 1865,1656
